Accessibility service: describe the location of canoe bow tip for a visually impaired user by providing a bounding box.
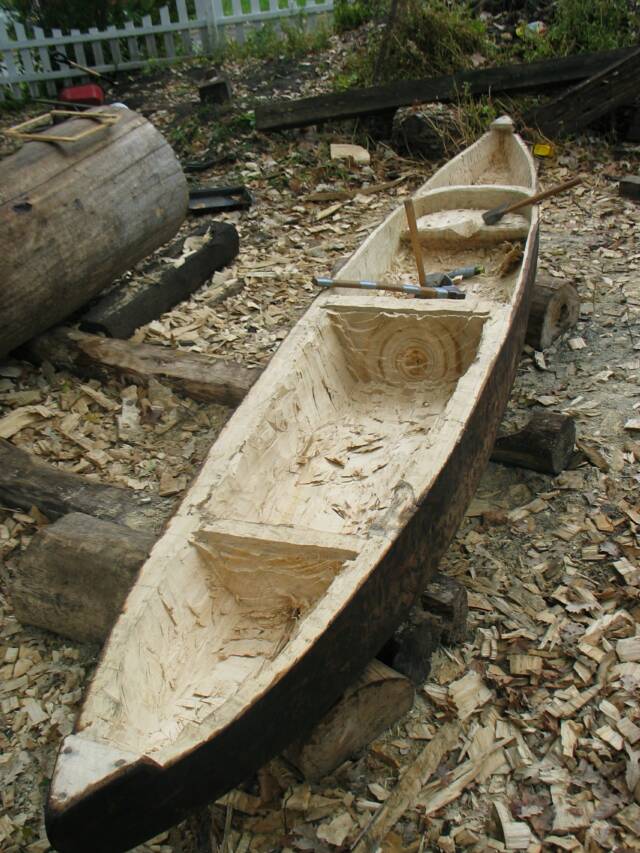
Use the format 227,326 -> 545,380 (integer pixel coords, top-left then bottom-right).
491,115 -> 515,133
48,734 -> 140,813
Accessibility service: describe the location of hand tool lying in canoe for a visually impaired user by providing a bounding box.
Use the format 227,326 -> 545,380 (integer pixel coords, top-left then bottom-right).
313,277 -> 466,299
482,176 -> 582,225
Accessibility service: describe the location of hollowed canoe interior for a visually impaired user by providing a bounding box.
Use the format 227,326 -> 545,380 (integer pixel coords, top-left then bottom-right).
80,305 -> 486,756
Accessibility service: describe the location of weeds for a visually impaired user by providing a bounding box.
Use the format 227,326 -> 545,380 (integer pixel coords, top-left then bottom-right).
222,18 -> 330,62
341,0 -> 494,87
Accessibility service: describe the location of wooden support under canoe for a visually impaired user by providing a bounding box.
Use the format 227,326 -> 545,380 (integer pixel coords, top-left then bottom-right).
525,273 -> 579,351
0,107 -> 187,359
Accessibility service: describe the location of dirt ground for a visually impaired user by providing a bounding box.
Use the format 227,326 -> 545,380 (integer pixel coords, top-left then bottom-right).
1,38 -> 640,853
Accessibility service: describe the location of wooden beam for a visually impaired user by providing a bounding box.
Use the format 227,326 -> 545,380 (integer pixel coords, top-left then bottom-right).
528,47 -> 640,137
0,439 -> 170,531
27,328 -> 260,408
255,49 -> 634,132
79,221 -> 239,339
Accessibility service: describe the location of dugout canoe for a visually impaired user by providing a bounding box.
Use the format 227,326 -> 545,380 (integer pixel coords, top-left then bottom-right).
46,116 -> 538,853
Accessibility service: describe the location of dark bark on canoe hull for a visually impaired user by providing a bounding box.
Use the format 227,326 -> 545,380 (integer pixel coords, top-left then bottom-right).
46,228 -> 539,853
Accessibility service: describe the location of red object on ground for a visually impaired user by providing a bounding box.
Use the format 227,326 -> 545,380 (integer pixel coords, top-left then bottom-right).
59,84 -> 105,106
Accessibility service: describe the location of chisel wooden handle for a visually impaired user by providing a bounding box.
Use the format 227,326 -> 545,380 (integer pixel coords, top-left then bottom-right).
501,176 -> 582,216
403,199 -> 427,287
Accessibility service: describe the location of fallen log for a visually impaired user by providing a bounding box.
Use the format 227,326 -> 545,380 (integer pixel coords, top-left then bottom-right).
491,412 -> 576,476
528,47 -> 640,138
11,512 -> 155,644
0,107 -> 187,359
0,439 -> 170,531
79,221 -> 239,338
27,328 -> 260,408
525,273 -> 580,351
255,48 -> 634,131
284,660 -> 414,781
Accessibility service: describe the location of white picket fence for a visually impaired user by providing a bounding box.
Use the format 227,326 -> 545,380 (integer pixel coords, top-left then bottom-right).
0,0 -> 333,99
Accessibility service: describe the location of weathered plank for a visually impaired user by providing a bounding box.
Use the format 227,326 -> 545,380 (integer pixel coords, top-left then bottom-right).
528,47 -> 640,137
80,221 -> 239,338
492,412 -> 576,475
255,48 -> 634,131
28,328 -> 260,408
0,439 -> 170,531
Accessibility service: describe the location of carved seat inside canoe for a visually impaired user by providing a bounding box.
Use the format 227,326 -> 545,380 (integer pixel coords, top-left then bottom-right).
402,185 -> 532,247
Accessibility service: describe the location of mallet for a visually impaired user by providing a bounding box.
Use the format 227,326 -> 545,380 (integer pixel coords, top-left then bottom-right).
482,176 -> 582,226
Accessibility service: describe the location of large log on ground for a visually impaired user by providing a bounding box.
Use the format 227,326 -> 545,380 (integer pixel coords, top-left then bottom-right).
0,106 -> 187,358
255,48 -> 634,131
28,328 -> 260,407
11,512 -> 155,644
0,439 -> 170,531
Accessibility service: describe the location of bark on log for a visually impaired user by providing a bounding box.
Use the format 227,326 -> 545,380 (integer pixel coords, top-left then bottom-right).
11,512 -> 155,644
525,274 -> 580,351
27,328 -> 260,408
79,222 -> 239,339
0,107 -> 187,358
284,660 -> 414,781
0,439 -> 170,531
491,412 -> 576,475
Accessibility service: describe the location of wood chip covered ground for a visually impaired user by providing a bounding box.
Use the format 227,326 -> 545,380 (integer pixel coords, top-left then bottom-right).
1,38 -> 640,853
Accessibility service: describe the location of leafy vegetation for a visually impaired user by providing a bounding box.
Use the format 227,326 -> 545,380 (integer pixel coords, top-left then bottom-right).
341,0 -> 494,87
521,0 -> 640,59
0,0 -> 181,30
332,0 -> 386,33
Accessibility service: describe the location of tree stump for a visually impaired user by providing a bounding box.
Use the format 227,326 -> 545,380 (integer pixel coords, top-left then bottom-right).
492,411 -> 576,475
525,273 -> 580,351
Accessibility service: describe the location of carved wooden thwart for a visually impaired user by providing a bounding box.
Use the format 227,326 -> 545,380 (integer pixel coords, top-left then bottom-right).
45,117 -> 540,853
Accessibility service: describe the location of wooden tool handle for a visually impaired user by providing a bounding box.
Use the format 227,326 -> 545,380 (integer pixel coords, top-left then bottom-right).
403,199 -> 427,287
502,176 -> 582,216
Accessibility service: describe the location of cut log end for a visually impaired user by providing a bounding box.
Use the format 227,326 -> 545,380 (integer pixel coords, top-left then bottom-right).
284,660 -> 414,781
492,411 -> 576,475
526,274 -> 580,351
